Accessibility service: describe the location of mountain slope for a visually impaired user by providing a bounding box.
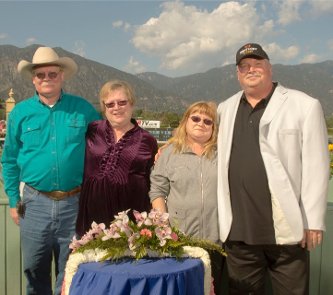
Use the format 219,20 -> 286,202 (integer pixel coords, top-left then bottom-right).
0,44 -> 187,112
1,44 -> 332,116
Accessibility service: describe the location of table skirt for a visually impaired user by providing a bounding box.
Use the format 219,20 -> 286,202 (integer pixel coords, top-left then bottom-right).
69,257 -> 204,295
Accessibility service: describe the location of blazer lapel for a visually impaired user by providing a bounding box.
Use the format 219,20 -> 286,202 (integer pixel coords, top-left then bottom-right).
260,84 -> 288,137
224,93 -> 242,163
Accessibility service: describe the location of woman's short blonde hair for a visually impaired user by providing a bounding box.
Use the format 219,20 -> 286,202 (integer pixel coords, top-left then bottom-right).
99,80 -> 136,113
169,101 -> 218,158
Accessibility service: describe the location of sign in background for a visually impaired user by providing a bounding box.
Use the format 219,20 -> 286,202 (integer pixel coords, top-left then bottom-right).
136,120 -> 161,128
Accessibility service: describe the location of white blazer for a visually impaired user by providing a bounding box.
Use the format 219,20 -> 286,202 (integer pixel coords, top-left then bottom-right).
217,84 -> 330,244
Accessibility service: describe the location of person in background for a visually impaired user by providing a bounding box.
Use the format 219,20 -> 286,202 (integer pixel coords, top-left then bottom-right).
1,47 -> 100,295
217,42 -> 330,294
149,101 -> 224,295
76,80 -> 158,237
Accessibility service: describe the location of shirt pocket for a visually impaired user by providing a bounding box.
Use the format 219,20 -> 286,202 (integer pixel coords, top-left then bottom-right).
66,118 -> 87,144
278,129 -> 301,149
21,123 -> 41,148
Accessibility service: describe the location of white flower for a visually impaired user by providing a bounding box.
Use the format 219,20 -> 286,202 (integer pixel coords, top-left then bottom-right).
183,246 -> 212,295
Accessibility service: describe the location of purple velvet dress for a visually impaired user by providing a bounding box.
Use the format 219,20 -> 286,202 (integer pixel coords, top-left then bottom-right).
76,119 -> 158,236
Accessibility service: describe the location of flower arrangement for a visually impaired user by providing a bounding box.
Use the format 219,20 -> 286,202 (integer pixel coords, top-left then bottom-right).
69,208 -> 225,260
63,209 -> 225,295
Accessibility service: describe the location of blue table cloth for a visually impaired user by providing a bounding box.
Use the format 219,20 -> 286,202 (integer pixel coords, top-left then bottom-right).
69,257 -> 204,295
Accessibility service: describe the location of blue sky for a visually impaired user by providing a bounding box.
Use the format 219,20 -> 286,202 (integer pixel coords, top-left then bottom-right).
0,0 -> 333,77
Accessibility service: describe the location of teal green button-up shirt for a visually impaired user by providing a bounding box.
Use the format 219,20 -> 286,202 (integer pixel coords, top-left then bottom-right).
1,92 -> 101,207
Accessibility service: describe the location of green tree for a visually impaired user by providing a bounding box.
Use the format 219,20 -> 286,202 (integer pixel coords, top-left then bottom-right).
326,116 -> 333,129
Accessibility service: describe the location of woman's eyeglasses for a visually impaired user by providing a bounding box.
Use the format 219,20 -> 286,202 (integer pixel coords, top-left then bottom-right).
33,71 -> 61,80
190,115 -> 213,126
104,100 -> 129,109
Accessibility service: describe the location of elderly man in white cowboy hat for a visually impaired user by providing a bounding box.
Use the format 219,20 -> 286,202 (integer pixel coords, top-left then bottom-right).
1,46 -> 100,295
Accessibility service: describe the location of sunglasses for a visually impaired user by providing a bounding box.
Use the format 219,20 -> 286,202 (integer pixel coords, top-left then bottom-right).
190,115 -> 213,126
104,100 -> 129,109
34,71 -> 61,80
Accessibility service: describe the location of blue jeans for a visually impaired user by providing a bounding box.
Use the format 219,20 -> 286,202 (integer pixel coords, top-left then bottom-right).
20,185 -> 79,295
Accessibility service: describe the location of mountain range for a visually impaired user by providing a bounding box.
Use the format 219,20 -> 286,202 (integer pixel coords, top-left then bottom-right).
1,44 -> 332,117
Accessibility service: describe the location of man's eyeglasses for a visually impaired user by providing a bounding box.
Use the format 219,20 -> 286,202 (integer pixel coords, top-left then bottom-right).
33,71 -> 61,80
104,100 -> 129,109
190,115 -> 213,126
237,62 -> 265,74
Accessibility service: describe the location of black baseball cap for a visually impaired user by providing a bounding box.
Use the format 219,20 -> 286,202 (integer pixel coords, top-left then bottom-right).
236,43 -> 269,65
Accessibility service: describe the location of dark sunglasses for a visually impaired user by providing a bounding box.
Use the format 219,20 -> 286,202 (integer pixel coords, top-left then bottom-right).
190,115 -> 213,126
34,71 -> 61,80
104,100 -> 129,109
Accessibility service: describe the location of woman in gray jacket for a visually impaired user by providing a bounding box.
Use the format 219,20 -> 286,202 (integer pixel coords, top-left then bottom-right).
149,101 -> 224,295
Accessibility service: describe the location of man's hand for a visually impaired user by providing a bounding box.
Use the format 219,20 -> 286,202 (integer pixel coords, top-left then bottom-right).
300,229 -> 323,251
9,207 -> 20,225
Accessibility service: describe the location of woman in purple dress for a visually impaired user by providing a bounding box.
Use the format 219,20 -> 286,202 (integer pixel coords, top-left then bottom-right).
76,80 -> 158,237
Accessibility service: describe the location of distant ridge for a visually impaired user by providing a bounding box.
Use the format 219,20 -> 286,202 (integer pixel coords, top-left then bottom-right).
0,44 -> 187,113
138,62 -> 333,116
1,44 -> 332,116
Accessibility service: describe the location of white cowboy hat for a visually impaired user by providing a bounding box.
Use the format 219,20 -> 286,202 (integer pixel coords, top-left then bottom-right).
17,46 -> 78,80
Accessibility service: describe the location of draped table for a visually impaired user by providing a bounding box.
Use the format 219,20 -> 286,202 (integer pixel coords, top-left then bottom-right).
69,257 -> 204,295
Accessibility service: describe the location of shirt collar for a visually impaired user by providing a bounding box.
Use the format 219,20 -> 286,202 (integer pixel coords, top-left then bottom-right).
34,90 -> 64,107
241,82 -> 277,107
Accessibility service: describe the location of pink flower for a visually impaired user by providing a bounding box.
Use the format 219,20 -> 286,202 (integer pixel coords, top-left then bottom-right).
114,217 -> 132,237
133,210 -> 152,227
155,226 -> 172,246
148,209 -> 169,226
69,222 -> 106,251
128,232 -> 140,250
140,228 -> 153,238
102,223 -> 121,241
170,232 -> 178,241
114,209 -> 131,224
69,236 -> 81,251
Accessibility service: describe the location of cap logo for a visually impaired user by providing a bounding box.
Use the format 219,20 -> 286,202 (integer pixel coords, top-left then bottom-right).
240,44 -> 259,56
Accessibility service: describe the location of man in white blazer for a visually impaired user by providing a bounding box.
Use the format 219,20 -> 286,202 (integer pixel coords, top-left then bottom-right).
217,43 -> 330,294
